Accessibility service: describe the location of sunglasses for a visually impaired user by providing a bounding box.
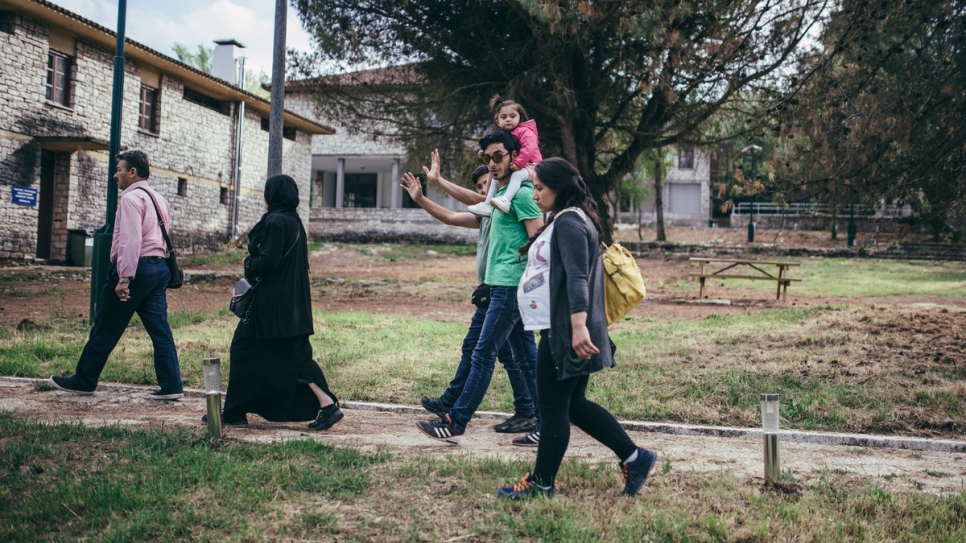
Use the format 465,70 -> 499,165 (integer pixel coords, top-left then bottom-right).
480,151 -> 512,165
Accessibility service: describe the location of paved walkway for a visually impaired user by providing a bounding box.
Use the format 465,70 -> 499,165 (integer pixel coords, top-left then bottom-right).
2,377 -> 964,496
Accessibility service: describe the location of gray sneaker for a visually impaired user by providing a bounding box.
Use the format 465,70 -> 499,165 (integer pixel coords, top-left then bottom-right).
493,414 -> 537,434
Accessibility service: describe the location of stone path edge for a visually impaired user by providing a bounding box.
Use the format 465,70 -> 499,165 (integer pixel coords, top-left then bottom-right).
5,376 -> 965,454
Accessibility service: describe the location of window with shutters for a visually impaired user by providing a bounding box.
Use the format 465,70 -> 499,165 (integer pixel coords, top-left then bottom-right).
45,51 -> 72,106
139,85 -> 159,133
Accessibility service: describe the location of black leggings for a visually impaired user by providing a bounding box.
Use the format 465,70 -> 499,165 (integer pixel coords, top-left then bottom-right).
532,333 -> 637,486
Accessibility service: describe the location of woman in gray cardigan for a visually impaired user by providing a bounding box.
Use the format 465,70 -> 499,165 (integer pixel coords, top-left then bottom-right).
497,158 -> 658,500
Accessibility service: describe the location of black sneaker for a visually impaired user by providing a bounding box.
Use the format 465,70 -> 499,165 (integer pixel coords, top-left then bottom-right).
201,413 -> 248,426
493,413 -> 537,434
308,405 -> 344,431
149,390 -> 184,400
621,447 -> 658,497
512,430 -> 540,447
49,375 -> 95,395
496,473 -> 554,500
419,395 -> 449,416
415,414 -> 464,444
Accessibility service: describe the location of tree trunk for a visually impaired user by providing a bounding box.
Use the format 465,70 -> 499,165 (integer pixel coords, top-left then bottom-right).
637,198 -> 643,241
831,204 -> 838,240
613,183 -> 622,226
654,159 -> 666,241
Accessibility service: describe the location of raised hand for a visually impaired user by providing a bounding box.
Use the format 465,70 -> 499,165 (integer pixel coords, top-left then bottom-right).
422,149 -> 442,185
400,172 -> 424,201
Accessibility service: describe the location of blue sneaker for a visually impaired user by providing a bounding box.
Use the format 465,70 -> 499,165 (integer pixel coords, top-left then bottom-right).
621,448 -> 657,497
496,473 -> 554,500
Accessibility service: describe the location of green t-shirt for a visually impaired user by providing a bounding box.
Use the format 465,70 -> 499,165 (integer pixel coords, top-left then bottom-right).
484,182 -> 542,287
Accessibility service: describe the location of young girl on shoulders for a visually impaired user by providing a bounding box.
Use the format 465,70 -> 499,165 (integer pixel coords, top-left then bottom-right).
468,96 -> 543,217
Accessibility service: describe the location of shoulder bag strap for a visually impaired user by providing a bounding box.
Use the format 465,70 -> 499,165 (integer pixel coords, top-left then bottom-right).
135,187 -> 173,253
280,228 -> 300,261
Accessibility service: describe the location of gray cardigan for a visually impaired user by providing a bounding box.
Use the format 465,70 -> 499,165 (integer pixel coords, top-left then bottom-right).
547,210 -> 614,380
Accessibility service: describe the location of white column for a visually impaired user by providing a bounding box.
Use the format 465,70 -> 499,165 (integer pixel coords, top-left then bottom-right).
390,158 -> 401,209
335,158 -> 345,209
375,171 -> 384,208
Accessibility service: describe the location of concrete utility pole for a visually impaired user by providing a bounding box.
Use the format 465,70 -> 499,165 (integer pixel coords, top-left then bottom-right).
90,0 -> 127,321
267,0 -> 287,176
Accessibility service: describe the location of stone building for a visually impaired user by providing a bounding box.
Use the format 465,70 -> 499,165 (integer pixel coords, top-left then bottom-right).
0,0 -> 333,261
283,68 -> 485,244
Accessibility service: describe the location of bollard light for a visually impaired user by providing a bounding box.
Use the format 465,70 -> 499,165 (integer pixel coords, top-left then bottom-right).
203,357 -> 222,437
761,393 -> 780,483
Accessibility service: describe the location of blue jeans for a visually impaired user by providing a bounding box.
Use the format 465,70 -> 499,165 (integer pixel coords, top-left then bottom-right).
439,306 -> 538,420
72,258 -> 182,392
448,286 -> 529,431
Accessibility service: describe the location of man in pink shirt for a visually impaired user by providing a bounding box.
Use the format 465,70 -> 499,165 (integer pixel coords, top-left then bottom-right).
50,150 -> 183,399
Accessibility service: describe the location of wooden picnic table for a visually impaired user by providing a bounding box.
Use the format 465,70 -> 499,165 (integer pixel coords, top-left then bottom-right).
688,257 -> 802,302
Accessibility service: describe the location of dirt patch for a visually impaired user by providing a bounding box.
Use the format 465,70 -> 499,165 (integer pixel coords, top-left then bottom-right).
2,379 -> 964,496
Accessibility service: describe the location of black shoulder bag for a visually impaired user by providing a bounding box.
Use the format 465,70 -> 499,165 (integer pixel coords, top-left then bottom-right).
136,188 -> 184,289
230,228 -> 301,320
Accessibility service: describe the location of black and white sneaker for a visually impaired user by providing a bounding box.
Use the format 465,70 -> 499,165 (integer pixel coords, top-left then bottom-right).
49,375 -> 95,395
419,395 -> 449,417
415,414 -> 465,445
493,413 -> 537,434
149,390 -> 184,400
512,430 -> 540,447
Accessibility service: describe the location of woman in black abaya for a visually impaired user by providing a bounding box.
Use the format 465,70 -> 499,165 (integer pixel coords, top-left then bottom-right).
220,174 -> 342,430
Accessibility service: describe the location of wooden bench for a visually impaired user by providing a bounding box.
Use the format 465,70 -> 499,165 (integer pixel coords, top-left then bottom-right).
688,258 -> 802,302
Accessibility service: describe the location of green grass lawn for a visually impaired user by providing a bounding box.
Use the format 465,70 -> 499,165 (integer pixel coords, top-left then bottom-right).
3,415 -> 965,542
680,258 -> 966,298
3,303 -> 964,437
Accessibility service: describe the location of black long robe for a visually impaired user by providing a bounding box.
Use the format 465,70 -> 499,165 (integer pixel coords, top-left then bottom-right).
222,175 -> 337,422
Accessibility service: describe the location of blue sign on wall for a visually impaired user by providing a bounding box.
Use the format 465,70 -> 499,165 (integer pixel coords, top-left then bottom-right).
12,186 -> 38,207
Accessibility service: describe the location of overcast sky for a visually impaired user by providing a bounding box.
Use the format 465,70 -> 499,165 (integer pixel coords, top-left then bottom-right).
49,0 -> 316,76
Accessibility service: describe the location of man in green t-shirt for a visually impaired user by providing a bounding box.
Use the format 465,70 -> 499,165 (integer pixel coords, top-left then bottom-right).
417,131 -> 544,444
400,163 -> 539,436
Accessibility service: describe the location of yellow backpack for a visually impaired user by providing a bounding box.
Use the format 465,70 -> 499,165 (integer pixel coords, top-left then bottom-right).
602,242 -> 646,325
556,207 -> 646,325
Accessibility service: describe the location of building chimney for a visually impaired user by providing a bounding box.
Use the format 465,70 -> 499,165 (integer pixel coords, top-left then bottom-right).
212,39 -> 246,86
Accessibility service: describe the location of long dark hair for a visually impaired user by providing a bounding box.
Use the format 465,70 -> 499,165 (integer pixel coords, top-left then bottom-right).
519,158 -> 604,255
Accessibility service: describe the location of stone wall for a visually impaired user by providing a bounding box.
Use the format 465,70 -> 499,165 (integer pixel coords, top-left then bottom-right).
309,208 -> 476,244
285,94 -> 405,157
0,12 -> 47,258
0,10 -> 315,260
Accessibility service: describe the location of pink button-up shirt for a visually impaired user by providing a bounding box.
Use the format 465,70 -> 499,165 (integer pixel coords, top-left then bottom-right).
110,180 -> 170,279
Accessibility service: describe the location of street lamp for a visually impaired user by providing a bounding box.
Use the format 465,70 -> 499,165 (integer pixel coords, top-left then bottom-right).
761,393 -> 780,483
741,145 -> 762,243
91,0 -> 127,321
203,357 -> 223,438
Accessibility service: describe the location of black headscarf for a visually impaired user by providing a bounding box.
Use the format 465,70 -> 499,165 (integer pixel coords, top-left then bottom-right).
264,174 -> 300,213
248,174 -> 303,245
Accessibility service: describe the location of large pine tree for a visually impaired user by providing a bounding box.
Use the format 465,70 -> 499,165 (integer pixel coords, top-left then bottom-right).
291,0 -> 827,235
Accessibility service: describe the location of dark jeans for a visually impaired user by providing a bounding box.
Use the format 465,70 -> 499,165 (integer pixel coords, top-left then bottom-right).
532,333 -> 636,486
448,286 -> 527,431
72,258 -> 182,392
439,306 -> 538,420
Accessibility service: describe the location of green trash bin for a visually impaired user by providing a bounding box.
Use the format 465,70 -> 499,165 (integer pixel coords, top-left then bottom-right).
68,229 -> 93,267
